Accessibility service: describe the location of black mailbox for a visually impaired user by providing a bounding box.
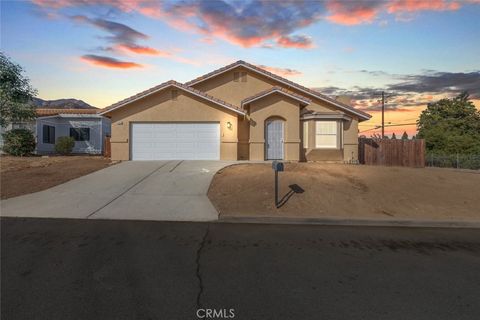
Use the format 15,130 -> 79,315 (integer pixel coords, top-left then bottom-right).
272,160 -> 284,172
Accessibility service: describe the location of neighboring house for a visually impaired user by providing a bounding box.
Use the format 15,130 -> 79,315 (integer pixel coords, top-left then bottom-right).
100,60 -> 371,162
1,109 -> 111,155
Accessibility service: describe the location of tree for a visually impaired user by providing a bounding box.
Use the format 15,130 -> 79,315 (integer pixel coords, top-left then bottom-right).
2,128 -> 36,156
391,132 -> 397,140
0,52 -> 37,127
401,131 -> 409,140
417,92 -> 480,154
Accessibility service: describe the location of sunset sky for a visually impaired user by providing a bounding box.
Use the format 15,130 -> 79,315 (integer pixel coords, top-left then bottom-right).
2,0 -> 480,137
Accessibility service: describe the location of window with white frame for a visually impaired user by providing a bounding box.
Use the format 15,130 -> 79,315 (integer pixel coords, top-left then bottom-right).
303,121 -> 308,148
315,121 -> 338,148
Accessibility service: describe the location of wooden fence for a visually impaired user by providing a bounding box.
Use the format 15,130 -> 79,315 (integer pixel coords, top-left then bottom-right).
358,138 -> 425,168
104,136 -> 111,158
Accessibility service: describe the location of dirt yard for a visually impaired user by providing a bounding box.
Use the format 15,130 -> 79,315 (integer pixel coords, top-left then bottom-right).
0,156 -> 113,199
208,163 -> 480,221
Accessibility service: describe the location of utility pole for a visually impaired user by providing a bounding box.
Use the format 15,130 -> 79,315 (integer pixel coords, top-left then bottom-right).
381,91 -> 385,139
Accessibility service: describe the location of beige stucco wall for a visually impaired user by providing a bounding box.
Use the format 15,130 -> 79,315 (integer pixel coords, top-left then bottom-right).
247,93 -> 300,161
106,88 -> 239,161
342,117 -> 359,162
192,67 -> 276,106
192,66 -> 361,161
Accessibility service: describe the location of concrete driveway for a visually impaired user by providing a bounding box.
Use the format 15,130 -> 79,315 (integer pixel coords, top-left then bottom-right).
1,161 -> 236,221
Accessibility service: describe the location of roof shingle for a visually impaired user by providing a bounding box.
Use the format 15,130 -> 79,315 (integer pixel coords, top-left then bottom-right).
99,80 -> 244,115
242,86 -> 311,106
36,109 -> 98,117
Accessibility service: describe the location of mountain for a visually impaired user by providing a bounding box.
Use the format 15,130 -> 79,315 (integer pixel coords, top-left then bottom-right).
32,98 -> 97,109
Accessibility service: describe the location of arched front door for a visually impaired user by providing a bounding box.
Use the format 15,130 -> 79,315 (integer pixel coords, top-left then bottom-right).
265,119 -> 284,160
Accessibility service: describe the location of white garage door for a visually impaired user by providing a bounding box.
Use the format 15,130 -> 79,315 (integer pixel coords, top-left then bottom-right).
131,123 -> 220,160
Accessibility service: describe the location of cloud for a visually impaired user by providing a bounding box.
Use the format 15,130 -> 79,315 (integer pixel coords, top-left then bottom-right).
276,35 -> 313,49
257,65 -> 302,77
80,54 -> 142,68
313,70 -> 480,113
326,0 -> 382,25
387,71 -> 480,97
386,0 -> 460,13
115,44 -> 164,56
32,0 -> 478,49
71,15 -> 148,47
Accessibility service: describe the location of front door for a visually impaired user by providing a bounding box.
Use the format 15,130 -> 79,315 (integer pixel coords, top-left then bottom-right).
265,120 -> 284,160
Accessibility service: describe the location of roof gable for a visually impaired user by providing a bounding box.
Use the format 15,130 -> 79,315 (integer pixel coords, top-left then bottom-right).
186,60 -> 371,121
242,86 -> 311,106
99,80 -> 245,116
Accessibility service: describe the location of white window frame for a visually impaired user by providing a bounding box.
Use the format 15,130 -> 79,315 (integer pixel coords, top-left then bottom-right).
315,121 -> 338,149
303,121 -> 308,148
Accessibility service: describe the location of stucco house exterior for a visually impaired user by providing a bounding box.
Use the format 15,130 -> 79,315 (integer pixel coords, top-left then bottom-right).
100,60 -> 371,162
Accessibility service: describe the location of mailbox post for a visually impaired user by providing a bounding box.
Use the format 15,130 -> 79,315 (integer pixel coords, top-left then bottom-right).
272,161 -> 284,208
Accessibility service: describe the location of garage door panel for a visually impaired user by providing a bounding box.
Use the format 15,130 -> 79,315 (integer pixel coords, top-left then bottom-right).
132,123 -> 220,160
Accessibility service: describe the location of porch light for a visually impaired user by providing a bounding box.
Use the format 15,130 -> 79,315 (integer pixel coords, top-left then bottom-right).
226,121 -> 232,129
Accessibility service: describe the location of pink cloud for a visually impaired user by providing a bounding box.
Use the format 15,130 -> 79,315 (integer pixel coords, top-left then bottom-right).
326,1 -> 380,25
80,55 -> 142,68
387,0 -> 460,13
32,0 -> 478,50
257,65 -> 302,77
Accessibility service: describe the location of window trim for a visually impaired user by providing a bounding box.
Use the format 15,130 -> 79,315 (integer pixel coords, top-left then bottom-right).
42,125 -> 55,144
315,121 -> 338,149
303,121 -> 308,148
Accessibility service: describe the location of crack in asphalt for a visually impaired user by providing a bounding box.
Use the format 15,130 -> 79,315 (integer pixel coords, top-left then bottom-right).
196,224 -> 210,309
86,161 -> 175,219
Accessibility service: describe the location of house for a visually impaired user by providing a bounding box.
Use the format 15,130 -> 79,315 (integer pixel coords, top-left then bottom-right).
99,60 -> 371,162
1,109 -> 111,155
36,109 -> 111,154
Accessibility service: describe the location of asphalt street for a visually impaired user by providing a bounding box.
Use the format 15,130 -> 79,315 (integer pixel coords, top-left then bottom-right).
1,218 -> 480,320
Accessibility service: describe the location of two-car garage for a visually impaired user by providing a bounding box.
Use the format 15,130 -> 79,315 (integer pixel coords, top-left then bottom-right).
131,123 -> 220,160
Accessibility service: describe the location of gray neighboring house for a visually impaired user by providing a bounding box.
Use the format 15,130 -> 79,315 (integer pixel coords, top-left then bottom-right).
1,109 -> 111,155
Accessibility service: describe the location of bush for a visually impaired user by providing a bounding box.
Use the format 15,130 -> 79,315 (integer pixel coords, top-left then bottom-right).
55,136 -> 75,155
2,128 -> 36,156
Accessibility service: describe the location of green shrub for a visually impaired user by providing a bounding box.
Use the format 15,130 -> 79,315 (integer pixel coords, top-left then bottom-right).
55,136 -> 75,155
2,128 -> 36,156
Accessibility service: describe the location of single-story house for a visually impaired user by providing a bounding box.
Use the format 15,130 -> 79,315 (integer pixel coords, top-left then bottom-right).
0,109 -> 111,155
99,60 -> 371,162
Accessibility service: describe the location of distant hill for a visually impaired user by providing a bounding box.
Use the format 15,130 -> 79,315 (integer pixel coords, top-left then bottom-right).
32,98 -> 97,109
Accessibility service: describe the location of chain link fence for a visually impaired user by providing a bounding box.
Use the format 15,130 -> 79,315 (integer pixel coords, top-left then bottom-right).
426,154 -> 480,170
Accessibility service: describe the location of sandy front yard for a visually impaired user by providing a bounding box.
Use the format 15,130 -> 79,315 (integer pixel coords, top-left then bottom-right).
0,156 -> 113,199
208,163 -> 480,222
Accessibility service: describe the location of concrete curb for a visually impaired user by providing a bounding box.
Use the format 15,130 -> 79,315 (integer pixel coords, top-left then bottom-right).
218,216 -> 480,229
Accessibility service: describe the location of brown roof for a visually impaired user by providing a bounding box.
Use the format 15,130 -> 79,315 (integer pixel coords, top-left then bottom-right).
242,86 -> 311,106
36,108 -> 98,116
99,80 -> 245,115
186,60 -> 371,120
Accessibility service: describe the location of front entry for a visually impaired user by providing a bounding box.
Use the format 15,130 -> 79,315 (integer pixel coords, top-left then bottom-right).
265,119 -> 284,160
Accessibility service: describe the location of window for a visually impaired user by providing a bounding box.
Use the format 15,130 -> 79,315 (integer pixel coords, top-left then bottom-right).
303,121 -> 309,148
70,128 -> 90,141
233,72 -> 239,82
42,125 -> 55,144
315,121 -> 338,148
171,89 -> 178,100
